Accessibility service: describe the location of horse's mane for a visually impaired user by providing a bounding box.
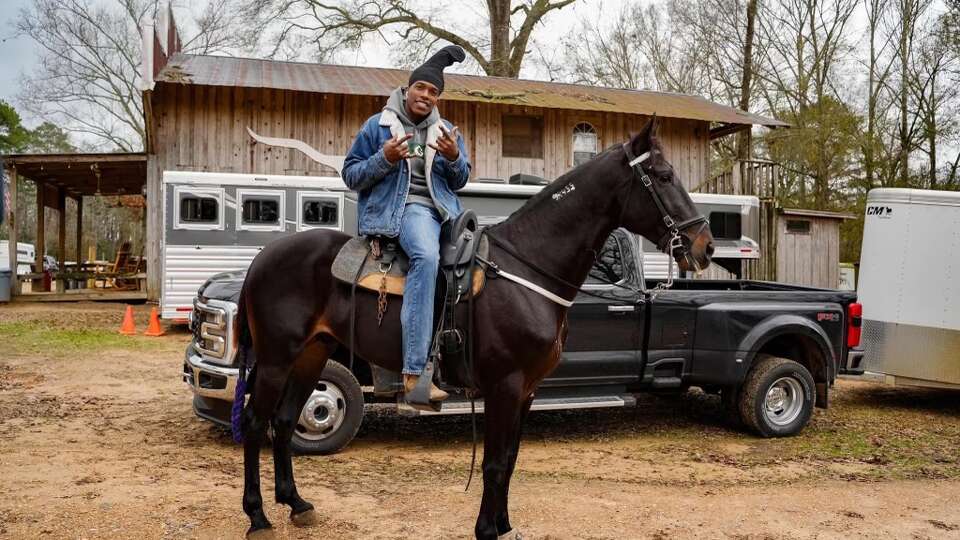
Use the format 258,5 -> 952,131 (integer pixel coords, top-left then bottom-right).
496,143 -> 624,225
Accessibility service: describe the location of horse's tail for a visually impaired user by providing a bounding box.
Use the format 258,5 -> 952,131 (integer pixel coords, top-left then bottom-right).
231,286 -> 253,443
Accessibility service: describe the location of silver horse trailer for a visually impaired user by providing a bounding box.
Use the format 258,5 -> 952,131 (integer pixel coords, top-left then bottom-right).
160,170 -> 760,321
850,188 -> 960,389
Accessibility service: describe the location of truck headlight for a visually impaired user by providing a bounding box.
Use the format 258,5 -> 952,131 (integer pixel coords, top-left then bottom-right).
192,298 -> 237,364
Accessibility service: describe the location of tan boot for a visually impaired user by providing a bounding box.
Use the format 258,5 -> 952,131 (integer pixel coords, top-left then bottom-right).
403,374 -> 449,401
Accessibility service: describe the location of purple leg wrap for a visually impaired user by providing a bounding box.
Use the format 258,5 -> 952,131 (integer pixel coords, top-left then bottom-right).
231,374 -> 246,443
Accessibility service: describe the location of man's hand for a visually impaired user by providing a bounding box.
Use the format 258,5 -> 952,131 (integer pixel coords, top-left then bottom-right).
429,125 -> 460,161
383,133 -> 413,164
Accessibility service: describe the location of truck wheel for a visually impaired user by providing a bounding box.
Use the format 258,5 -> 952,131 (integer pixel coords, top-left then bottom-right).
290,360 -> 364,455
739,356 -> 815,438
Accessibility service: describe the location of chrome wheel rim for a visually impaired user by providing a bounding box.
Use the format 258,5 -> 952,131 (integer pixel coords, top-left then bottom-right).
296,380 -> 347,441
763,377 -> 804,426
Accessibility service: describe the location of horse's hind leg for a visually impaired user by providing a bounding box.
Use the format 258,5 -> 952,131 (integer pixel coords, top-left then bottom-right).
271,339 -> 332,526
475,372 -> 529,540
242,363 -> 290,538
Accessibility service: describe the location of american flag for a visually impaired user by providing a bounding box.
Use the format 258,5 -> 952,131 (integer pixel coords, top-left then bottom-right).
0,159 -> 6,227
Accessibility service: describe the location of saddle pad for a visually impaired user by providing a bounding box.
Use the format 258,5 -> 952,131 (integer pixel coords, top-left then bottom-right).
331,236 -> 488,298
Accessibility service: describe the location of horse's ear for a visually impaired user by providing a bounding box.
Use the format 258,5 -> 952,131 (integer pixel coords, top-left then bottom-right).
639,114 -> 659,142
630,114 -> 659,154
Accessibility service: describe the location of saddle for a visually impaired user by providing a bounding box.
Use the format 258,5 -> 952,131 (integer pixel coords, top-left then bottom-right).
330,210 -> 487,409
330,211 -> 488,300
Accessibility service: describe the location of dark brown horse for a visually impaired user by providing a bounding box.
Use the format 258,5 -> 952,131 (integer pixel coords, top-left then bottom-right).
236,117 -> 714,539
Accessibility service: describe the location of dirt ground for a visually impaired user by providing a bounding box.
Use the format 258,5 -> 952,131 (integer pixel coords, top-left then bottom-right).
1,302 -> 959,540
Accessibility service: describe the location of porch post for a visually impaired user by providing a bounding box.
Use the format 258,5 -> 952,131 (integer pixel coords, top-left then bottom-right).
6,166 -> 18,296
35,180 -> 44,276
57,188 -> 66,293
75,196 -> 83,265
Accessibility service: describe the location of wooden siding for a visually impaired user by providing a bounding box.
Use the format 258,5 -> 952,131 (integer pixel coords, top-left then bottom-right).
775,215 -> 841,289
145,85 -> 712,299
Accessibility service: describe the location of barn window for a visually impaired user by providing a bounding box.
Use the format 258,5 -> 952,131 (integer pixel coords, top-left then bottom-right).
237,190 -> 285,232
298,192 -> 344,231
709,212 -> 742,240
501,115 -> 544,159
573,122 -> 598,166
786,219 -> 811,234
174,187 -> 224,230
584,233 -> 626,286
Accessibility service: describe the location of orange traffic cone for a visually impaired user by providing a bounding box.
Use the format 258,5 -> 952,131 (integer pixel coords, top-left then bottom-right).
144,307 -> 165,337
119,305 -> 137,335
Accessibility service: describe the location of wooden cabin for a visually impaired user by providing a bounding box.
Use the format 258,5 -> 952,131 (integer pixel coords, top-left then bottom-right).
139,16 -> 784,300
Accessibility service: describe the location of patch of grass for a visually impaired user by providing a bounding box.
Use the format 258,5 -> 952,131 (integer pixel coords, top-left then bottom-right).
0,320 -> 164,356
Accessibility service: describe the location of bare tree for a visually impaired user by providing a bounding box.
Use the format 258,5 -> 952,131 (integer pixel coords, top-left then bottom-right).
14,0 -> 255,151
861,0 -> 898,190
755,0 -> 858,207
893,0 -> 932,183
908,18 -> 959,188
238,0 -> 577,77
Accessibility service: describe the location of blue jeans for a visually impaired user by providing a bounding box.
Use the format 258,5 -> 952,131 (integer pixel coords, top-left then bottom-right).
398,204 -> 442,375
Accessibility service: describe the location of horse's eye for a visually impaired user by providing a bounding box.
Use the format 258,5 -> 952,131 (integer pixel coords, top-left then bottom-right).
660,173 -> 673,183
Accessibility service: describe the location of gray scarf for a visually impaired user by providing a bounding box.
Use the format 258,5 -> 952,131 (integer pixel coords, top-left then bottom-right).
384,87 -> 438,208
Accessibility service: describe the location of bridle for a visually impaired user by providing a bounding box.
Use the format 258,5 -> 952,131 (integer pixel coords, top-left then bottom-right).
621,142 -> 708,274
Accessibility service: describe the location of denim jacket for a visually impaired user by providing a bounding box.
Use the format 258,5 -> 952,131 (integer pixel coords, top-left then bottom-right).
342,108 -> 472,237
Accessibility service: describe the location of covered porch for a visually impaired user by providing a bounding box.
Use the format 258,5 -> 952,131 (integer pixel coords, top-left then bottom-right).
3,152 -> 147,302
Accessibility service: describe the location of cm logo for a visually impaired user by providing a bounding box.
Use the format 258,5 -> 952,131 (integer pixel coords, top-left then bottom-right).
867,206 -> 893,217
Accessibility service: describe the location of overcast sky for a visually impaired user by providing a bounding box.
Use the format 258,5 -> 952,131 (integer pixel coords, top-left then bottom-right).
0,0 -> 38,119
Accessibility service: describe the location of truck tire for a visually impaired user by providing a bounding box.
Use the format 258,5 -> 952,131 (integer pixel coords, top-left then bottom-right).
739,355 -> 815,438
289,360 -> 364,455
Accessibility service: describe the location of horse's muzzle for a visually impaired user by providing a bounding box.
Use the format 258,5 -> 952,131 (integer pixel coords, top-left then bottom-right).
675,224 -> 714,274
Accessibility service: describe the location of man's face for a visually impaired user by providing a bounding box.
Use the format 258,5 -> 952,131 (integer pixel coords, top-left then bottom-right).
405,80 -> 440,120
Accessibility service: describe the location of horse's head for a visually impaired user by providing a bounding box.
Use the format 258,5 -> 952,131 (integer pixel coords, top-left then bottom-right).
618,117 -> 714,273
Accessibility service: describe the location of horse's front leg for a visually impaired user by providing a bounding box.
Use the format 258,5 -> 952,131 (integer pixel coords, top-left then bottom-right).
495,393 -> 534,536
475,371 -> 529,540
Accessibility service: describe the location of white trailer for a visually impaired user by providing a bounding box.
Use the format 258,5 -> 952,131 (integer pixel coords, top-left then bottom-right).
0,241 -> 36,275
160,170 -> 761,322
849,188 -> 960,389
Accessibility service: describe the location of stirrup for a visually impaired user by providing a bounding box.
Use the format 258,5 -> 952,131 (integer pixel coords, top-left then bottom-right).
404,360 -> 443,412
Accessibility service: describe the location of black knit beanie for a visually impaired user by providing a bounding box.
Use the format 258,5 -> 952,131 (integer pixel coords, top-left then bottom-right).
408,45 -> 466,93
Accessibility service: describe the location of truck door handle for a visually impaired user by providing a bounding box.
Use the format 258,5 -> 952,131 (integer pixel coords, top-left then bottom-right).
608,305 -> 635,313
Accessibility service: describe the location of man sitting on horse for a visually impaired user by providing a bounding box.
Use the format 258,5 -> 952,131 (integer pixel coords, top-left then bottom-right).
342,45 -> 471,402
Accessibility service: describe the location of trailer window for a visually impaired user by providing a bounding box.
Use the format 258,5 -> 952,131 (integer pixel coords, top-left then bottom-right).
585,234 -> 625,285
236,190 -> 284,232
709,212 -> 742,240
297,192 -> 343,231
174,187 -> 224,230
303,200 -> 338,226
242,199 -> 280,224
180,197 -> 218,223
786,219 -> 811,234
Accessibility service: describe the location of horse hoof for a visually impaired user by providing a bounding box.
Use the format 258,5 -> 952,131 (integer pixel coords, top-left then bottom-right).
291,508 -> 319,527
246,527 -> 276,540
498,529 -> 523,540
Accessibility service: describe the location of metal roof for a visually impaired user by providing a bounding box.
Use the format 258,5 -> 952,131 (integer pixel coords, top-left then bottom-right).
156,54 -> 787,127
3,153 -> 146,197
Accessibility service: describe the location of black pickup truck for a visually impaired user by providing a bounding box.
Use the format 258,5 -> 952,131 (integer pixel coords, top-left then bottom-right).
183,228 -> 860,454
